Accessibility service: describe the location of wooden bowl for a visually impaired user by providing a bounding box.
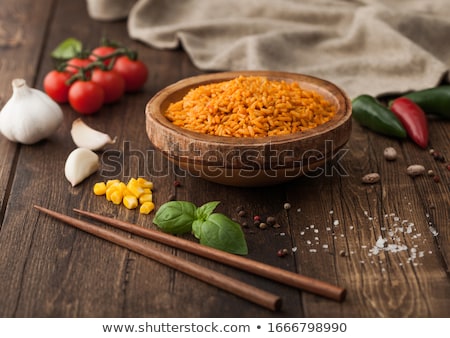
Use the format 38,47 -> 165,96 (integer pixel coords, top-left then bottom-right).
145,71 -> 352,187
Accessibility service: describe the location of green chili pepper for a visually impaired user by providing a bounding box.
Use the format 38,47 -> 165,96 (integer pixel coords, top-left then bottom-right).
402,85 -> 450,119
352,94 -> 407,139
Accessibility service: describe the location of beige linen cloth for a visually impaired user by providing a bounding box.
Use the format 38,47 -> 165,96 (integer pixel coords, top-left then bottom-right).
87,0 -> 450,98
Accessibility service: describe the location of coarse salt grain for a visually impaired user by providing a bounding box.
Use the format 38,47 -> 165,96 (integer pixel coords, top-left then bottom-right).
430,227 -> 439,236
376,236 -> 386,248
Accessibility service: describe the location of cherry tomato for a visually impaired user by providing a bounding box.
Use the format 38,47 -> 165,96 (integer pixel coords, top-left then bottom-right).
113,55 -> 148,92
43,70 -> 72,103
68,80 -> 104,115
66,57 -> 92,74
90,46 -> 117,66
91,68 -> 125,104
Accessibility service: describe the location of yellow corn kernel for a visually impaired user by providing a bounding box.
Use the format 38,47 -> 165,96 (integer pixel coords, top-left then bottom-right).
127,180 -> 145,198
106,179 -> 120,188
105,183 -> 121,201
108,182 -> 122,190
105,188 -> 116,201
93,177 -> 155,213
110,190 -> 123,205
136,177 -> 147,185
139,193 -> 152,204
140,202 -> 155,214
123,195 -> 138,209
106,183 -> 125,201
128,177 -> 138,185
118,182 -> 128,193
137,177 -> 153,189
93,182 -> 107,196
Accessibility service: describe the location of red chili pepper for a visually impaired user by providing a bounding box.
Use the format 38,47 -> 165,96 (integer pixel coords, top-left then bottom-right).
390,97 -> 429,148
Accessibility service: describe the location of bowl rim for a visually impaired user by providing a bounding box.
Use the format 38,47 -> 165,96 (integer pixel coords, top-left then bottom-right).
146,70 -> 352,147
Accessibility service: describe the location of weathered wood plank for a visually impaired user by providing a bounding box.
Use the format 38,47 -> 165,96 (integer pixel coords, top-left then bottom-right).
286,120 -> 450,317
0,0 -> 55,226
0,0 -> 448,318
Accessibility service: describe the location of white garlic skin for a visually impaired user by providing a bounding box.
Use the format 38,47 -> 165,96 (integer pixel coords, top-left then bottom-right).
70,118 -> 116,151
0,78 -> 63,144
64,148 -> 100,187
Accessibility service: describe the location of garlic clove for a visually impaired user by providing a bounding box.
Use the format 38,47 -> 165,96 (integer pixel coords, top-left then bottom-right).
65,148 -> 100,187
70,118 -> 116,151
0,78 -> 63,144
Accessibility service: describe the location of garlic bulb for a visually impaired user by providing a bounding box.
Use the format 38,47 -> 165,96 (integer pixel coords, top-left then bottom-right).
65,148 -> 100,187
0,78 -> 63,144
70,118 -> 116,151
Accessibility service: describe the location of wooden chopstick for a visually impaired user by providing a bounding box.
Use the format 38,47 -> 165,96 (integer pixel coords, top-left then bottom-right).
73,208 -> 346,302
34,205 -> 281,311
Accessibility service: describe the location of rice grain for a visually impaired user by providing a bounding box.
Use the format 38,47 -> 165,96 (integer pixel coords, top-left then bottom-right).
164,76 -> 336,137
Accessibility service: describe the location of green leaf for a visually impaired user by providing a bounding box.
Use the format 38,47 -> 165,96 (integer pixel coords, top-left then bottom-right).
197,213 -> 248,255
192,219 -> 203,240
51,38 -> 82,60
153,201 -> 197,235
196,201 -> 220,221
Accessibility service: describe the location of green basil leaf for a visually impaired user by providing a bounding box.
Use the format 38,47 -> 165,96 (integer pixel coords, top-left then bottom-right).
192,219 -> 202,239
196,201 -> 220,221
51,37 -> 82,60
197,213 -> 248,255
153,201 -> 197,235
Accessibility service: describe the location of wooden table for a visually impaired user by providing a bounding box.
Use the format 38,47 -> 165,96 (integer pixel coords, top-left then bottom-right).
1,0 -> 449,318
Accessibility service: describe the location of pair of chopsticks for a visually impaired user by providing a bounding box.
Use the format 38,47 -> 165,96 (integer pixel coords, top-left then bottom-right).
34,205 -> 346,311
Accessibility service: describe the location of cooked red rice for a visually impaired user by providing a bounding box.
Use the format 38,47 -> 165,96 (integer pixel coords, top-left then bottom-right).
164,76 -> 336,137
